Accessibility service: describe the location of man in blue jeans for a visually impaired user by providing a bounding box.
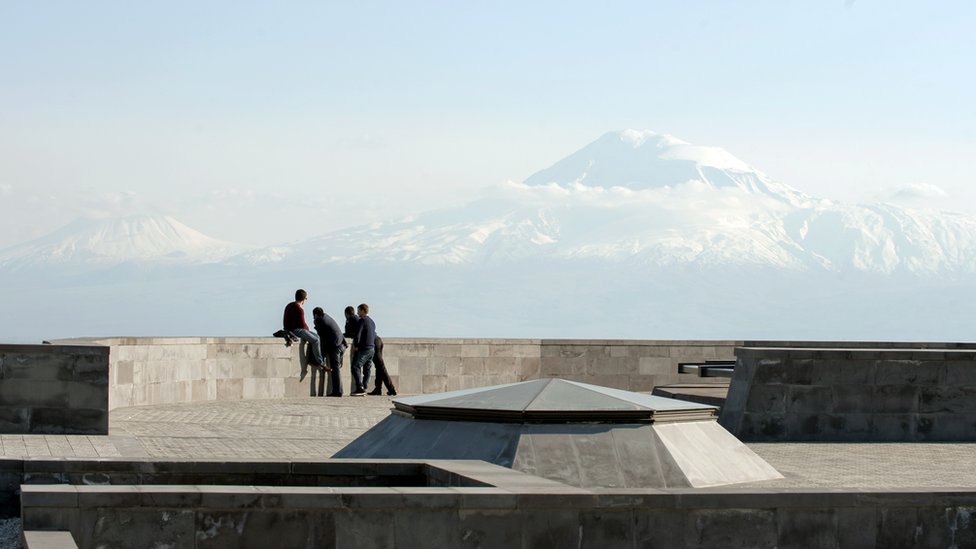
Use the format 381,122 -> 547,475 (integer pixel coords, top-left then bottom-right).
347,303 -> 376,396
282,289 -> 326,381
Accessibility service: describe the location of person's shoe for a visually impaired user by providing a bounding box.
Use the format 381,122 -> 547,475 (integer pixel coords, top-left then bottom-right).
387,390 -> 397,396
327,393 -> 343,397
299,366 -> 308,382
351,390 -> 366,397
273,330 -> 299,347
367,389 -> 382,396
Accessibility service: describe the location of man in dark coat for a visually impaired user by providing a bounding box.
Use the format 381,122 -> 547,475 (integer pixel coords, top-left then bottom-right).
313,307 -> 346,397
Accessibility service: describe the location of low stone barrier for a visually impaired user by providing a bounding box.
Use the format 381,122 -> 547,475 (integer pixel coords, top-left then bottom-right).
16,458 -> 976,548
41,338 -> 735,410
0,344 -> 108,435
720,346 -> 976,441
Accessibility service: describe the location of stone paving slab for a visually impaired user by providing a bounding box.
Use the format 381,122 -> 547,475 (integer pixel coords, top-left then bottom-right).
744,442 -> 976,488
3,396 -> 976,489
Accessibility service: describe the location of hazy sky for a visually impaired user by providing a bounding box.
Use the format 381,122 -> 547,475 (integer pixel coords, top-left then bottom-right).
2,1 -> 974,249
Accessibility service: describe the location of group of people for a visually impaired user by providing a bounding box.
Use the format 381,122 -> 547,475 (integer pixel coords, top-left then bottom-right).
281,288 -> 397,397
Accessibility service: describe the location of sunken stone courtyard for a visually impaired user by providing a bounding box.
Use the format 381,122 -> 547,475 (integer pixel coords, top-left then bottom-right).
2,337 -> 976,548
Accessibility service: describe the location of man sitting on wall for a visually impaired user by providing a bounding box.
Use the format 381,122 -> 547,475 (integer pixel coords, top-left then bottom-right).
283,289 -> 329,382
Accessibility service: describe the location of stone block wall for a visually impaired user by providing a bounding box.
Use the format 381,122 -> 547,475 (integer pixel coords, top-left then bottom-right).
84,338 -> 308,410
538,339 -> 733,392
0,344 -> 108,435
720,346 -> 976,441
375,338 -> 736,394
382,339 -> 542,395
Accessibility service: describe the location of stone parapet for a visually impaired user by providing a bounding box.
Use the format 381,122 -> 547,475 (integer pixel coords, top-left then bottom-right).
0,344 -> 108,435
44,337 -> 737,410
721,346 -> 976,441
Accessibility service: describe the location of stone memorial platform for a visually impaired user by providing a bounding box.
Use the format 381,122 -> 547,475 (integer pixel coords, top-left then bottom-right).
3,338 -> 976,547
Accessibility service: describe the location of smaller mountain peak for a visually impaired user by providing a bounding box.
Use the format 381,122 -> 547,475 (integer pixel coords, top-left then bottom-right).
0,214 -> 247,269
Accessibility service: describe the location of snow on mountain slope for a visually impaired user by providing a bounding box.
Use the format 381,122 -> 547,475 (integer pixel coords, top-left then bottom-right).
786,202 -> 976,274
0,215 -> 246,269
233,198 -> 560,266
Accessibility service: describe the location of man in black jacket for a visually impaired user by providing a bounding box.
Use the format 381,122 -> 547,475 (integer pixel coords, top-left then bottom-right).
313,307 -> 346,397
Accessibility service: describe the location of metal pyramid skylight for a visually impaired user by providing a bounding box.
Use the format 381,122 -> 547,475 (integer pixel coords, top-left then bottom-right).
393,378 -> 717,423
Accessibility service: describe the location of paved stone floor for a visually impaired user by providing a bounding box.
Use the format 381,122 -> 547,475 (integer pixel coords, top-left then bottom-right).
3,396 -> 976,489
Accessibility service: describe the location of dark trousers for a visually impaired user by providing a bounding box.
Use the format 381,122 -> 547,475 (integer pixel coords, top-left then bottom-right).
326,346 -> 344,396
372,336 -> 396,393
351,348 -> 374,393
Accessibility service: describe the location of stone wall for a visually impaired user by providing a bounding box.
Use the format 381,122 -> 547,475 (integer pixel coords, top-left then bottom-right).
0,344 -> 108,435
47,338 -> 735,410
538,339 -> 732,392
720,346 -> 976,441
88,338 -> 305,410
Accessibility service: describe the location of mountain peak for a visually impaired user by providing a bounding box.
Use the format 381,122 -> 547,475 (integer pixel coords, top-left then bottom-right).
525,129 -> 800,200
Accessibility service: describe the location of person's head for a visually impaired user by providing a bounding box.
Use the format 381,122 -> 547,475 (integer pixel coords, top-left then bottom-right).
295,289 -> 307,303
312,307 -> 324,318
357,303 -> 369,316
343,305 -> 355,319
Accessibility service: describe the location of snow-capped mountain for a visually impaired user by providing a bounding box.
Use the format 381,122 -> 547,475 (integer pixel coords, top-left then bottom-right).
0,215 -> 245,270
234,130 -> 976,275
2,130 -> 975,342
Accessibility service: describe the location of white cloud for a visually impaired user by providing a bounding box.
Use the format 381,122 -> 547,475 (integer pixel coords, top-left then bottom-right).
79,191 -> 148,218
0,183 -> 12,195
491,179 -> 766,212
890,183 -> 949,200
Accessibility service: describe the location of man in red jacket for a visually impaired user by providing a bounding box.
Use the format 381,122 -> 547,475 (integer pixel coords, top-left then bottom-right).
283,288 -> 326,381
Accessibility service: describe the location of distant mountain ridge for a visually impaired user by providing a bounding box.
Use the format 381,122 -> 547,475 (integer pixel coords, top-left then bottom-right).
0,215 -> 245,270
5,130 -> 976,276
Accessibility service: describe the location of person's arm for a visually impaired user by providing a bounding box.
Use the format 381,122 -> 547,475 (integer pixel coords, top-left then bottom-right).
354,319 -> 365,349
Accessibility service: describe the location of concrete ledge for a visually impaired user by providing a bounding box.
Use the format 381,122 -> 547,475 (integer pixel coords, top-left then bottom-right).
19,477 -> 976,549
22,530 -> 78,549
